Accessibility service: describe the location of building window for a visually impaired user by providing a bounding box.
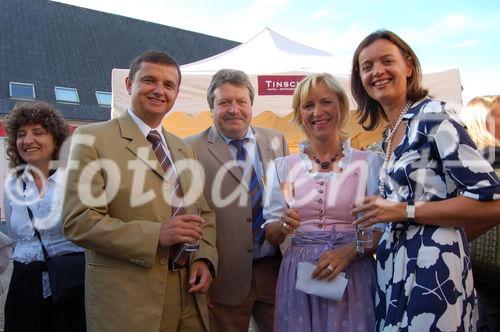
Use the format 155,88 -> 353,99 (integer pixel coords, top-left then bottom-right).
54,86 -> 79,103
95,91 -> 112,107
9,82 -> 35,100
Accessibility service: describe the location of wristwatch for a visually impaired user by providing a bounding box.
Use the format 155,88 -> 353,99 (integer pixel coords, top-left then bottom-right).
406,202 -> 416,225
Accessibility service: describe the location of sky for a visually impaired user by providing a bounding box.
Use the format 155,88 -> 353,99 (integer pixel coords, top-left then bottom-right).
54,0 -> 500,105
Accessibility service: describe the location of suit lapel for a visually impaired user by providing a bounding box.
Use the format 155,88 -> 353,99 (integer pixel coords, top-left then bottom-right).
207,126 -> 244,184
118,113 -> 165,179
253,127 -> 272,172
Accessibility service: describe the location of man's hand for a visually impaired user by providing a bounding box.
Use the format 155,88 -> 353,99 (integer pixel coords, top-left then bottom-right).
158,214 -> 204,247
188,260 -> 213,294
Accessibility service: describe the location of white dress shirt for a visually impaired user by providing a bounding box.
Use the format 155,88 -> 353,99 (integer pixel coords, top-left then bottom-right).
128,108 -> 175,170
4,166 -> 83,297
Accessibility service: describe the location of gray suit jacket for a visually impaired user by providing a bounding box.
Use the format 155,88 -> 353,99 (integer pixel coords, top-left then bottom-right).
186,125 -> 289,305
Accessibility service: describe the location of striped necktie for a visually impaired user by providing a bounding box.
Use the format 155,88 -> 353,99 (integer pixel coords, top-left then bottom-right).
230,139 -> 265,244
146,130 -> 182,207
147,130 -> 172,174
146,130 -> 187,270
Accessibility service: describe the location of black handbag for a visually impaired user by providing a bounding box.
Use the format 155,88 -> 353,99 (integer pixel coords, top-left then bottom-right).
44,251 -> 85,302
24,181 -> 85,303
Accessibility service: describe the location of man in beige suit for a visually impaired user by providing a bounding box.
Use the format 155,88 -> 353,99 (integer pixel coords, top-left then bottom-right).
186,69 -> 289,331
62,51 -> 216,332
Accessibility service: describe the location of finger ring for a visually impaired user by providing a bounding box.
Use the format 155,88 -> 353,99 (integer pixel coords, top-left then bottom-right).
325,264 -> 334,273
281,222 -> 289,230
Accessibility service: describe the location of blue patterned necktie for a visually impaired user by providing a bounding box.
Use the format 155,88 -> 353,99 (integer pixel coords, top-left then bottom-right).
230,139 -> 265,244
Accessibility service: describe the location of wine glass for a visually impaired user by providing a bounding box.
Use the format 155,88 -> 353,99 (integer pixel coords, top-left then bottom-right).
280,181 -> 295,208
276,161 -> 302,236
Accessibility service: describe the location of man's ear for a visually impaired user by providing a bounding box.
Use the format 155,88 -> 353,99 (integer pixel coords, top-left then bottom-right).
125,77 -> 132,95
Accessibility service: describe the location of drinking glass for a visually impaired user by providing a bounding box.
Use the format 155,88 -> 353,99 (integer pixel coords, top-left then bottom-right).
354,196 -> 373,248
184,203 -> 201,250
171,202 -> 200,268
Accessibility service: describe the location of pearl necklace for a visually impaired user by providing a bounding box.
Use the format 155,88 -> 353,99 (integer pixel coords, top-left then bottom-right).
378,101 -> 413,197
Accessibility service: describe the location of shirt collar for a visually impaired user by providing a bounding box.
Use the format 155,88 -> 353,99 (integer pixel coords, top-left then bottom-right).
402,98 -> 429,121
51,168 -> 64,185
21,165 -> 63,186
217,127 -> 255,145
128,108 -> 164,139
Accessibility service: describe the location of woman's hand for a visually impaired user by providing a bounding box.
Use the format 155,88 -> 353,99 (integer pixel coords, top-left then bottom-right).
264,208 -> 300,246
351,195 -> 406,229
312,244 -> 357,281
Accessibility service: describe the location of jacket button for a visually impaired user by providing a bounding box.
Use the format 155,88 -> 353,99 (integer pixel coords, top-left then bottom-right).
318,224 -> 323,229
319,181 -> 325,185
160,258 -> 167,265
319,189 -> 324,194
246,217 -> 252,223
319,215 -> 323,220
318,199 -> 323,203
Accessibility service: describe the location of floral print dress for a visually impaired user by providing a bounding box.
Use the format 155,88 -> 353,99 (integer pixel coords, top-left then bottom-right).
376,98 -> 500,331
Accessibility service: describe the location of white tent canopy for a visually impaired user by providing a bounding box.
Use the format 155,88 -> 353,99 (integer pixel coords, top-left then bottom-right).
112,28 -> 352,118
113,69 -> 348,119
112,68 -> 462,118
180,27 -> 348,75
111,28 -> 463,149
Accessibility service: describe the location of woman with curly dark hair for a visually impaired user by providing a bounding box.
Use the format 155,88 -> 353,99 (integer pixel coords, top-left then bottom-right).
3,102 -> 85,332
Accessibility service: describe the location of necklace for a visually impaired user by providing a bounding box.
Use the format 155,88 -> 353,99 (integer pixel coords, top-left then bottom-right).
312,153 -> 339,170
378,100 -> 413,196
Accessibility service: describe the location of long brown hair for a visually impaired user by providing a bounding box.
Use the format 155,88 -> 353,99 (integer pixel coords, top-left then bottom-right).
351,29 -> 428,130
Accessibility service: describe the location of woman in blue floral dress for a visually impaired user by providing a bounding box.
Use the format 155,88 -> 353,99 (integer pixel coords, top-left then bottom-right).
349,30 -> 500,331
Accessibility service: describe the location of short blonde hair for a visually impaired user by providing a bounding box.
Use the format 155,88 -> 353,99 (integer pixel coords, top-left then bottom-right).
462,95 -> 500,149
292,73 -> 350,140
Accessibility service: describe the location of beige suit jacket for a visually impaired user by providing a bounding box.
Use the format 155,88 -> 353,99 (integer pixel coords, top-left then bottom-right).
186,126 -> 289,305
62,113 -> 217,332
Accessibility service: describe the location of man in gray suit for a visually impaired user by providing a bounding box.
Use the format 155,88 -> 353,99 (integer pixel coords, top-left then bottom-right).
186,69 -> 289,331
